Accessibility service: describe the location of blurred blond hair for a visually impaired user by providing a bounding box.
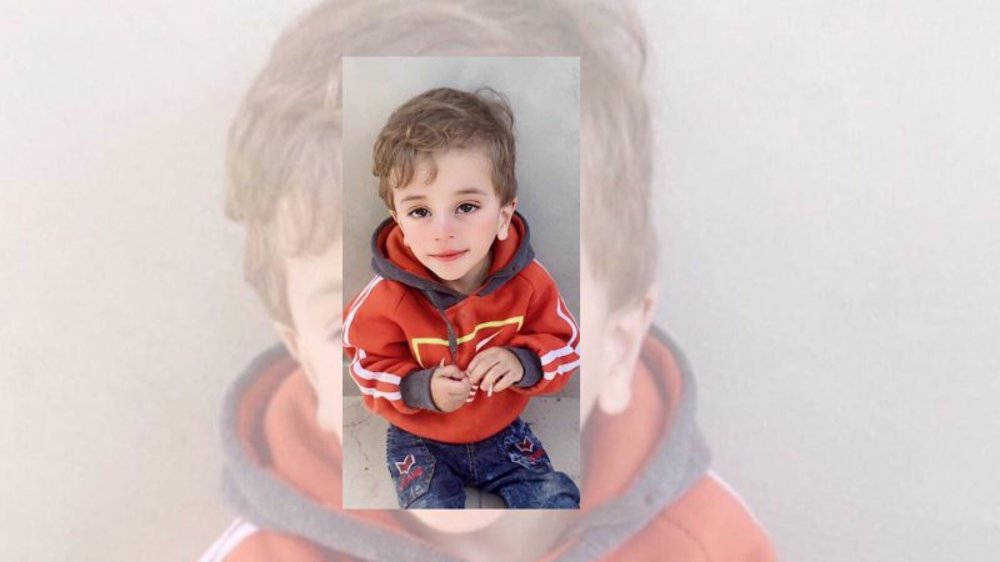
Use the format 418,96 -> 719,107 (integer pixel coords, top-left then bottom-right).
226,0 -> 655,323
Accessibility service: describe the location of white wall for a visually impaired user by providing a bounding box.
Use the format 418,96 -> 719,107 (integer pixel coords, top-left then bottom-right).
637,1 -> 1000,560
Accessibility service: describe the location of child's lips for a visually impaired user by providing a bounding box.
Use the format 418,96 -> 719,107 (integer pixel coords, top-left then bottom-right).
429,250 -> 468,262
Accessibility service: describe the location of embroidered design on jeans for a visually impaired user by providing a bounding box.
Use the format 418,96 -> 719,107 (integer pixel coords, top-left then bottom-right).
395,454 -> 416,475
513,436 -> 547,464
394,454 -> 424,490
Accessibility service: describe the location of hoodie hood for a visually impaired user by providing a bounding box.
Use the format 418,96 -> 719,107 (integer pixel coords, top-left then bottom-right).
370,211 -> 535,310
217,327 -> 710,562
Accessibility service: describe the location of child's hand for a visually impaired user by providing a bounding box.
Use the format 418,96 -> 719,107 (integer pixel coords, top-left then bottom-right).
467,347 -> 523,396
430,363 -> 472,413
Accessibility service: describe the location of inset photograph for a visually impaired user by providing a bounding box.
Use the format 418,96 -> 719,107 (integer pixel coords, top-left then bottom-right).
341,56 -> 581,510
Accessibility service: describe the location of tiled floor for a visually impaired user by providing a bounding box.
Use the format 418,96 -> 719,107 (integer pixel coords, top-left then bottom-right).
342,396 -> 581,509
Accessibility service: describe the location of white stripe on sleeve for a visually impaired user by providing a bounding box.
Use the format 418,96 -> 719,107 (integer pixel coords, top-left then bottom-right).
349,349 -> 402,386
343,275 -> 383,348
539,299 -> 580,367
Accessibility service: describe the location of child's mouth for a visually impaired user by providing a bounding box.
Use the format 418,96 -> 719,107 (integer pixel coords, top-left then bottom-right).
429,250 -> 468,262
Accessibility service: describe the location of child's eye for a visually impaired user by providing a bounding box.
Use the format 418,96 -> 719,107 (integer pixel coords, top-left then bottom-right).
408,208 -> 430,218
456,203 -> 479,214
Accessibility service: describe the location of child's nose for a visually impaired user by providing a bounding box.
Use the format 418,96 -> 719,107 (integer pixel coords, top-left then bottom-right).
433,215 -> 456,240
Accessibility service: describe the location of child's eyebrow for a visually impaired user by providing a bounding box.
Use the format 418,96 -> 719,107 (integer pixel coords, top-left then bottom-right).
397,187 -> 487,205
397,194 -> 427,205
454,188 -> 488,197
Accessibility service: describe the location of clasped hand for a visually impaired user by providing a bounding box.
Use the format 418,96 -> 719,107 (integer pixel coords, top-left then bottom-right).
429,347 -> 524,413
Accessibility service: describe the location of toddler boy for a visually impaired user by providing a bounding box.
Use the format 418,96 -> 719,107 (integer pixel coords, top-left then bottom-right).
343,87 -> 581,509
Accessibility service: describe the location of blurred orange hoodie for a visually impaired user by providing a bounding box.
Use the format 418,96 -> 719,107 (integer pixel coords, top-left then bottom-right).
200,327 -> 777,561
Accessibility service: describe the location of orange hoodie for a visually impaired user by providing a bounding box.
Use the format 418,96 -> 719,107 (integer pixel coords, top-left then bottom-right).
343,213 -> 580,443
200,328 -> 777,561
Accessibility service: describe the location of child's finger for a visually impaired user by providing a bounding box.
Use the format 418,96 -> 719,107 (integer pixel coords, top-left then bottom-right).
437,365 -> 465,381
493,371 -> 519,393
454,377 -> 473,397
433,362 -> 448,377
467,346 -> 500,378
472,359 -> 501,386
466,360 -> 483,384
448,381 -> 470,397
481,368 -> 507,394
444,375 -> 468,389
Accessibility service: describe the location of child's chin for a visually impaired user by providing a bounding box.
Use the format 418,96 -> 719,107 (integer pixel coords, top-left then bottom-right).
425,263 -> 468,281
426,267 -> 465,283
406,509 -> 505,533
431,270 -> 461,281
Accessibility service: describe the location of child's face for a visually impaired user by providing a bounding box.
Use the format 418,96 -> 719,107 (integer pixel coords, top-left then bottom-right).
391,147 -> 515,294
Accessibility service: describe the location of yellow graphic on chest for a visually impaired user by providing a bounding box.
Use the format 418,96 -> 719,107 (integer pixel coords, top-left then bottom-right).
410,315 -> 524,366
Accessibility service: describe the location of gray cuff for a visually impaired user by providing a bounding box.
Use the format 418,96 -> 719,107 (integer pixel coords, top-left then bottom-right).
508,347 -> 544,389
400,367 -> 441,412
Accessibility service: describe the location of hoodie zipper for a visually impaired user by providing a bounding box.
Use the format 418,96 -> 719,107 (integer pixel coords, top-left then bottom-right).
425,290 -> 459,361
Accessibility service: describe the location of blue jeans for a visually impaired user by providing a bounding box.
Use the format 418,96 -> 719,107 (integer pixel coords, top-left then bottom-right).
385,418 -> 580,509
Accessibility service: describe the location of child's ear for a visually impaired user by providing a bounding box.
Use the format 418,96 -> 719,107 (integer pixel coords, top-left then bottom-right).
273,321 -> 301,363
497,197 -> 518,241
597,285 -> 658,414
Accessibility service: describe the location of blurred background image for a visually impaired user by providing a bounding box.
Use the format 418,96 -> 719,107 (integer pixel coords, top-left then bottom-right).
2,1 -> 998,560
